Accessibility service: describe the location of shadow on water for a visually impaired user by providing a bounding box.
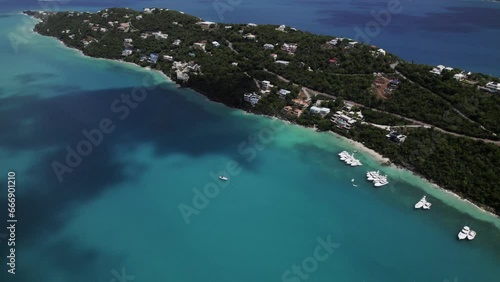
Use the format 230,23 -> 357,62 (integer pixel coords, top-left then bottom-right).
0,83 -> 267,281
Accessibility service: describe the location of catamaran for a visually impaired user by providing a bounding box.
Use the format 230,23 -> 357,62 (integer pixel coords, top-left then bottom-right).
458,226 -> 470,240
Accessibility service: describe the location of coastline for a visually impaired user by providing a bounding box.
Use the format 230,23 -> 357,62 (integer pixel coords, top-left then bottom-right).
25,14 -> 500,221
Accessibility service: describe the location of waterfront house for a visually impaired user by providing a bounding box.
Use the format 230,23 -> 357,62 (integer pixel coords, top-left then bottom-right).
377,48 -> 386,56
263,43 -> 274,50
282,106 -> 293,113
173,39 -> 181,46
136,15 -> 142,20
331,112 -> 357,130
260,80 -> 272,90
347,41 -> 358,48
390,79 -> 400,86
121,48 -> 133,56
310,106 -> 331,116
293,108 -> 303,117
329,58 -> 338,65
281,43 -> 298,54
485,82 -> 500,92
148,53 -> 159,64
386,131 -> 407,144
453,73 -> 467,81
327,38 -> 338,45
176,71 -> 189,82
212,41 -> 220,47
144,8 -> 154,14
193,42 -> 206,51
117,22 -> 130,32
278,89 -> 291,98
153,31 -> 168,40
292,98 -> 310,109
244,92 -> 261,105
244,33 -> 256,40
247,23 -> 258,27
276,25 -> 286,32
163,55 -> 173,61
196,21 -> 217,30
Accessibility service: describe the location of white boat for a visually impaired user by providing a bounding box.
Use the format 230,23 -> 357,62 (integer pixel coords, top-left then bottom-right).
458,226 -> 470,240
467,230 -> 476,240
350,161 -> 361,166
423,202 -> 432,210
414,196 -> 426,209
219,175 -> 228,181
352,184 -> 358,187
338,151 -> 348,156
374,178 -> 389,187
351,179 -> 355,182
366,171 -> 379,181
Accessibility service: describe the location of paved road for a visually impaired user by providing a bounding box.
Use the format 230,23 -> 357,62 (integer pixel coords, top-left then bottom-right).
264,69 -> 500,145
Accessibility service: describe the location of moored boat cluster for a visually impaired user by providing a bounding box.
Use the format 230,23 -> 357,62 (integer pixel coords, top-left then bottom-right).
414,195 -> 432,210
366,170 -> 389,187
338,151 -> 362,166
458,226 -> 476,241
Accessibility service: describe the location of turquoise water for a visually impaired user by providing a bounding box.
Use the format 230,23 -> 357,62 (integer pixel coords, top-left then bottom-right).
0,13 -> 499,282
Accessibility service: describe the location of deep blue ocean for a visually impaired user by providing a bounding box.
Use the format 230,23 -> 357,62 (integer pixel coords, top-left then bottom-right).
0,1 -> 499,282
1,0 -> 500,76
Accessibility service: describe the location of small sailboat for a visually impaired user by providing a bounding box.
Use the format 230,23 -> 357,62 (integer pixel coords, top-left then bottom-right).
219,175 -> 228,181
458,226 -> 470,240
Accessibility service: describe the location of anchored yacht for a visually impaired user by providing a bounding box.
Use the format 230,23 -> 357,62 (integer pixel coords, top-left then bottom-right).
414,196 -> 427,209
458,226 -> 470,240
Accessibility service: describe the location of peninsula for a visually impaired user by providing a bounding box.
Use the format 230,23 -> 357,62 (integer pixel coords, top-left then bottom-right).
26,8 -> 500,215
